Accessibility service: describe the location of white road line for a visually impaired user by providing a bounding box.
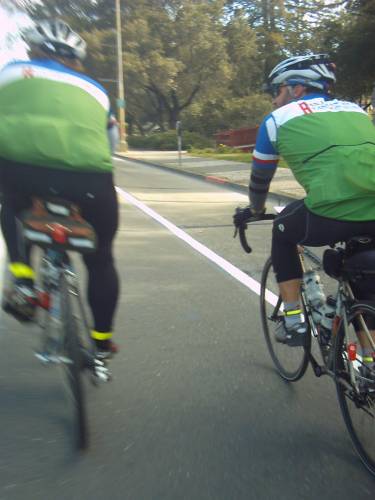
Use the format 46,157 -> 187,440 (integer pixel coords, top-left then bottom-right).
116,187 -> 278,307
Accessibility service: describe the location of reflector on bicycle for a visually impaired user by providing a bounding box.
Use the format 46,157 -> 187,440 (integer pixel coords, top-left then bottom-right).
49,223 -> 68,244
348,342 -> 357,361
37,290 -> 50,310
46,202 -> 70,217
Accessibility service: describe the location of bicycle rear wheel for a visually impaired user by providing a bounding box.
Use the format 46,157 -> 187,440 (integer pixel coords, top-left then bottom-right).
60,273 -> 89,450
334,302 -> 375,475
260,257 -> 310,381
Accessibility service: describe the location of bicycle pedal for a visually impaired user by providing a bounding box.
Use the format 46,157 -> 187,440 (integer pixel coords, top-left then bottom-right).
35,351 -> 56,364
93,359 -> 112,382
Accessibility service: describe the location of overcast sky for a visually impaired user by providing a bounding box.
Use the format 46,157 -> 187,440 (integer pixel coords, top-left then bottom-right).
0,5 -> 31,69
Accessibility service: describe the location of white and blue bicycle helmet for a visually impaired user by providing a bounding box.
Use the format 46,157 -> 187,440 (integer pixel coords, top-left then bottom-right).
266,54 -> 336,95
23,19 -> 87,60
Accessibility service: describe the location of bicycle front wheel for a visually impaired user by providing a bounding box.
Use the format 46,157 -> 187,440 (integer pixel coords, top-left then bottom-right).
334,302 -> 375,475
260,257 -> 310,381
60,273 -> 88,450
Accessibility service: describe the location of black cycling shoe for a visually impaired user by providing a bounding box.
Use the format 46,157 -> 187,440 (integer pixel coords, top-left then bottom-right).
275,321 -> 308,347
94,339 -> 118,361
2,279 -> 38,322
94,339 -> 118,359
358,364 -> 375,393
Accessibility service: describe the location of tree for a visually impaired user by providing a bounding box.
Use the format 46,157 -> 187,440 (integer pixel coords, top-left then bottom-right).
224,0 -> 349,74
123,1 -> 232,131
18,0 -> 375,132
181,93 -> 272,136
224,12 -> 264,96
25,0 -> 98,20
318,0 -> 375,100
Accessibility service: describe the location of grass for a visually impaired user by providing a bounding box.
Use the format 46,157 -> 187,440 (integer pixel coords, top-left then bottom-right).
189,149 -> 288,167
192,152 -> 252,162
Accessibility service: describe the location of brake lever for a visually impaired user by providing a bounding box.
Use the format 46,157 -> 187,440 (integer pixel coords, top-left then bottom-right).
233,221 -> 247,239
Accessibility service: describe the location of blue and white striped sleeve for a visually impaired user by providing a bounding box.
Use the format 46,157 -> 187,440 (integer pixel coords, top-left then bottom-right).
249,115 -> 279,212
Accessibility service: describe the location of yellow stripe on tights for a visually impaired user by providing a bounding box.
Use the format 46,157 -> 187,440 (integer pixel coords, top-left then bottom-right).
91,330 -> 112,340
9,262 -> 35,280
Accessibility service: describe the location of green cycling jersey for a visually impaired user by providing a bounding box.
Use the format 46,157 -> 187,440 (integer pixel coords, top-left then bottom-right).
0,58 -> 113,173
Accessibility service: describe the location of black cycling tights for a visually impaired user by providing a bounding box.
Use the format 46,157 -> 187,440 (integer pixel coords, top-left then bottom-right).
272,199 -> 375,283
0,160 -> 119,333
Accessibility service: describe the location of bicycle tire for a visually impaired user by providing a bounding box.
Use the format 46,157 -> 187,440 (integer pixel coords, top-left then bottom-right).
60,273 -> 89,450
334,302 -> 375,475
260,256 -> 310,381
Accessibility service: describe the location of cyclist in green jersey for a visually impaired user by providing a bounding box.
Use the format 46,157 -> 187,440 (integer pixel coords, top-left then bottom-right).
0,19 -> 120,359
234,54 -> 375,378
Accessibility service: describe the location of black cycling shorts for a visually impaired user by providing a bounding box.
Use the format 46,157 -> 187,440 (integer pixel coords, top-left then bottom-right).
272,199 -> 375,283
0,158 -> 119,332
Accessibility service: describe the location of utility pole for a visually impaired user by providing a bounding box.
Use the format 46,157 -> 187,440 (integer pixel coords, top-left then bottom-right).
115,0 -> 127,151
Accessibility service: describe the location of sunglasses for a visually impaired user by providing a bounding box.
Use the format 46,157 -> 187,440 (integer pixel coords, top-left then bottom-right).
269,84 -> 287,98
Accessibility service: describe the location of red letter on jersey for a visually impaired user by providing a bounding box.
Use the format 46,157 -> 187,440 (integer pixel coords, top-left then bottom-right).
298,102 -> 313,114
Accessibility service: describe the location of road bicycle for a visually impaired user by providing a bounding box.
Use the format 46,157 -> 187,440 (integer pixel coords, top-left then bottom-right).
234,209 -> 375,476
14,197 -> 111,450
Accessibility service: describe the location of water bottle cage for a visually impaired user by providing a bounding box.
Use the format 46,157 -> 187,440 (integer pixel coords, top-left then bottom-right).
49,292 -> 61,320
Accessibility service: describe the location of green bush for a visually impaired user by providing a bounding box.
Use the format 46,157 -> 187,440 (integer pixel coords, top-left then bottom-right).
127,135 -> 152,149
184,132 -> 214,150
215,144 -> 238,154
127,131 -> 214,151
189,147 -> 216,154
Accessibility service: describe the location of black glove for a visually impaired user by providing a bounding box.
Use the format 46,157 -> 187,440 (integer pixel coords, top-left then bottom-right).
233,206 -> 254,228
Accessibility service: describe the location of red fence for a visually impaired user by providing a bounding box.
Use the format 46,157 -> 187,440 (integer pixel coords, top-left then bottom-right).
214,126 -> 259,152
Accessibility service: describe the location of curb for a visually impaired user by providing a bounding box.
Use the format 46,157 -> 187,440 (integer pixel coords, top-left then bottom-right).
115,154 -> 297,205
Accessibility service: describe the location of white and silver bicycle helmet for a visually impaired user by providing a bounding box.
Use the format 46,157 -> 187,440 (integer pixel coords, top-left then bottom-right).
23,19 -> 87,60
266,54 -> 336,94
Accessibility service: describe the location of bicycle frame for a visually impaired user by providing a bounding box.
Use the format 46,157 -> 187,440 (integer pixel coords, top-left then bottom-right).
235,212 -> 375,385
299,246 -> 375,390
36,248 -> 91,364
298,247 -> 348,376
14,196 -> 112,449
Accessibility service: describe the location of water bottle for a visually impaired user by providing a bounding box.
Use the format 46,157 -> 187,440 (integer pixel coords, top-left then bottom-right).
303,271 -> 326,324
320,296 -> 336,331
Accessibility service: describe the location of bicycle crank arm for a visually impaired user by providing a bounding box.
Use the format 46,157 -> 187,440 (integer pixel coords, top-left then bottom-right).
308,352 -> 332,378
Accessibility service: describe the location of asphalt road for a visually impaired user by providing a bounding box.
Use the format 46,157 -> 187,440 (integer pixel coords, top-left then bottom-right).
0,157 -> 374,499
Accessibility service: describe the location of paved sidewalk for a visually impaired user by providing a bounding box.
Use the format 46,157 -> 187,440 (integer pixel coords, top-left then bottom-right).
117,150 -> 305,202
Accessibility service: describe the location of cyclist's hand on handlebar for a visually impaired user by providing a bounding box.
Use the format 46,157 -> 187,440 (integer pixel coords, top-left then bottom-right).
233,206 -> 253,229
233,206 -> 272,253
233,205 -> 265,229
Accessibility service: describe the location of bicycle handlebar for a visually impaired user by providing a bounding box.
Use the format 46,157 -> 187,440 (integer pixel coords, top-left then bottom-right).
234,213 -> 276,254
